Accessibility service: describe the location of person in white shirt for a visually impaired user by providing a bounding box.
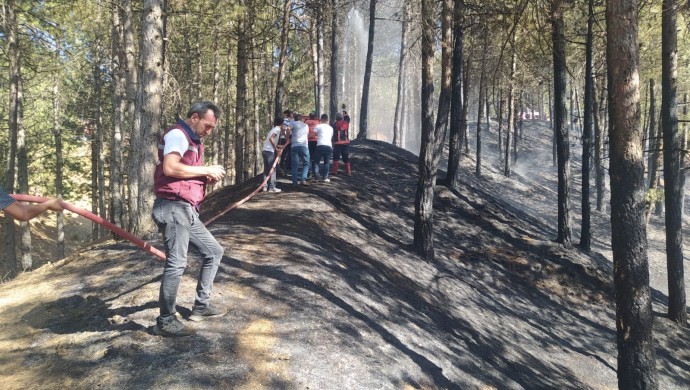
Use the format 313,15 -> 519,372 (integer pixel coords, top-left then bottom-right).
290,113 -> 311,187
312,114 -> 334,182
261,117 -> 285,192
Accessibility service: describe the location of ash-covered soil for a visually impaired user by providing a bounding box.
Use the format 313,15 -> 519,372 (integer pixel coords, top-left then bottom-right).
0,121 -> 688,389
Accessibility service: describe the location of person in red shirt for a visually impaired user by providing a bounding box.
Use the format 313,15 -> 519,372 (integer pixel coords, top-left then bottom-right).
331,112 -> 351,176
305,112 -> 320,180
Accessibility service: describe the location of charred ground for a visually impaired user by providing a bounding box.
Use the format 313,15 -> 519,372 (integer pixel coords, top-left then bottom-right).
0,121 -> 688,389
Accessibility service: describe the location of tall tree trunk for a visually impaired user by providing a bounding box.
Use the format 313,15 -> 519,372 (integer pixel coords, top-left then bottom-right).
236,13 -> 249,184
580,0 -> 594,252
646,79 -> 661,222
413,0 -> 451,261
252,36 -> 261,177
357,0 -> 377,140
607,0 -> 659,386
110,3 -> 125,232
462,52 -> 471,153
53,38 -> 65,260
393,1 -> 410,149
475,27 -> 488,177
329,0 -> 340,120
316,3 -> 325,115
310,15 -> 320,115
505,27 -> 517,177
123,0 -> 138,229
594,77 -> 606,211
17,67 -> 31,271
131,0 -> 164,236
661,0 -> 687,326
446,0 -> 464,189
274,0 -> 292,121
552,0 -> 572,247
4,0 -> 19,274
92,48 -> 103,241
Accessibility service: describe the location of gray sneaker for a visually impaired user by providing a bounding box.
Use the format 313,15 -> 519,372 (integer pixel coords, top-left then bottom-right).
152,318 -> 196,338
269,187 -> 282,193
188,306 -> 227,322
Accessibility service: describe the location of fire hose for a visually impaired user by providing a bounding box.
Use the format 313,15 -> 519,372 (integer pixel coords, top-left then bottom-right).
9,140 -> 290,261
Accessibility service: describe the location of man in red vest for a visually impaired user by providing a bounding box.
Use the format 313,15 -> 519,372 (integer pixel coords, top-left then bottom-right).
151,101 -> 227,337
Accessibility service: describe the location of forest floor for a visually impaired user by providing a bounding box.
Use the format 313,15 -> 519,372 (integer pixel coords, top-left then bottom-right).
0,120 -> 688,389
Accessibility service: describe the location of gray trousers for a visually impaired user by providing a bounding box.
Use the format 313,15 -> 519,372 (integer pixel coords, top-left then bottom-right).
152,198 -> 224,324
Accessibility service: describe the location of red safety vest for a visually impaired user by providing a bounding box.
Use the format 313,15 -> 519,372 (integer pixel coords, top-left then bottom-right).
333,119 -> 350,145
306,119 -> 319,142
154,123 -> 207,208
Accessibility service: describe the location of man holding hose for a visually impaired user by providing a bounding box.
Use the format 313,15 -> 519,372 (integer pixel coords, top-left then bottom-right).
151,101 -> 227,338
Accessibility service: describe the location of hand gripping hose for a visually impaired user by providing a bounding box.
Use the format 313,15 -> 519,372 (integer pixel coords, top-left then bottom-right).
9,194 -> 166,261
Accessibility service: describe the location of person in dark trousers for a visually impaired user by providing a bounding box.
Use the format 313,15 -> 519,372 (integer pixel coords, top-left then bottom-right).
331,112 -> 351,176
279,110 -> 293,172
0,186 -> 62,221
151,101 -> 227,338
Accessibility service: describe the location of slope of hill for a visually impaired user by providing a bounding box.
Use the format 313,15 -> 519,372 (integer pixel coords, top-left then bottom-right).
0,121 -> 688,389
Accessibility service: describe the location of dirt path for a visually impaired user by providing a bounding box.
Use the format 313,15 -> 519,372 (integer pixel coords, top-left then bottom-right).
0,123 -> 688,389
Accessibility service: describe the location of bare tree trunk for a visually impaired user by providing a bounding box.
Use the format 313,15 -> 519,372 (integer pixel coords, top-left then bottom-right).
357,0 -> 377,140
53,38 -> 65,260
661,0 -> 687,326
393,1 -> 409,148
329,0 -> 340,120
607,0 -> 659,386
462,44 -> 472,153
580,0 -> 594,252
17,68 -> 31,271
274,0 -> 292,121
552,0 -> 572,247
235,11 -> 249,184
475,27 -> 488,177
110,3 -> 125,231
594,76 -> 606,211
4,0 -> 19,274
131,0 -> 164,236
447,0 -> 464,189
646,79 -> 661,222
505,28 -> 517,177
316,3 -> 325,115
123,0 -> 138,229
414,0 -> 452,261
92,48 -> 103,241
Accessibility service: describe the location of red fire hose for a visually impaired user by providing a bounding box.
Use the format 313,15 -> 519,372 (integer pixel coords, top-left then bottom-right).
9,194 -> 167,261
10,140 -> 290,260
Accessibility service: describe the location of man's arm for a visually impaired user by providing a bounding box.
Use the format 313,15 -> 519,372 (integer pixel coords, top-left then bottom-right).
162,153 -> 226,182
3,198 -> 63,222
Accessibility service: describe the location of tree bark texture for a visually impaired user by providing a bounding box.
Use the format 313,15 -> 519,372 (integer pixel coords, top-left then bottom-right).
53,39 -> 65,260
329,0 -> 340,120
607,0 -> 659,387
236,14 -> 249,183
131,0 -> 164,236
580,0 -> 594,251
4,0 -> 18,274
447,0 -> 464,189
661,0 -> 687,326
646,79 -> 662,223
475,27 -> 488,177
110,3 -> 125,232
357,0 -> 377,140
551,0 -> 572,246
393,1 -> 410,149
274,0 -> 292,122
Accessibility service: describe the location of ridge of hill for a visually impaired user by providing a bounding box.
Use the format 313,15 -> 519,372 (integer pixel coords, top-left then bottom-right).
0,122 -> 688,389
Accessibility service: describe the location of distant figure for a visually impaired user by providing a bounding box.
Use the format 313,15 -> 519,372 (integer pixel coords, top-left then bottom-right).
331,112 -> 351,176
305,112 -> 320,179
280,110 -> 293,171
341,104 -> 351,123
151,101 -> 227,338
0,185 -> 62,221
312,114 -> 334,182
290,113 -> 311,187
262,117 -> 285,193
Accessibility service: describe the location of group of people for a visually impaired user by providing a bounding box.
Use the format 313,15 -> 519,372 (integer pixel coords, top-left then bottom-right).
263,108 -> 352,192
2,100 -> 355,338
